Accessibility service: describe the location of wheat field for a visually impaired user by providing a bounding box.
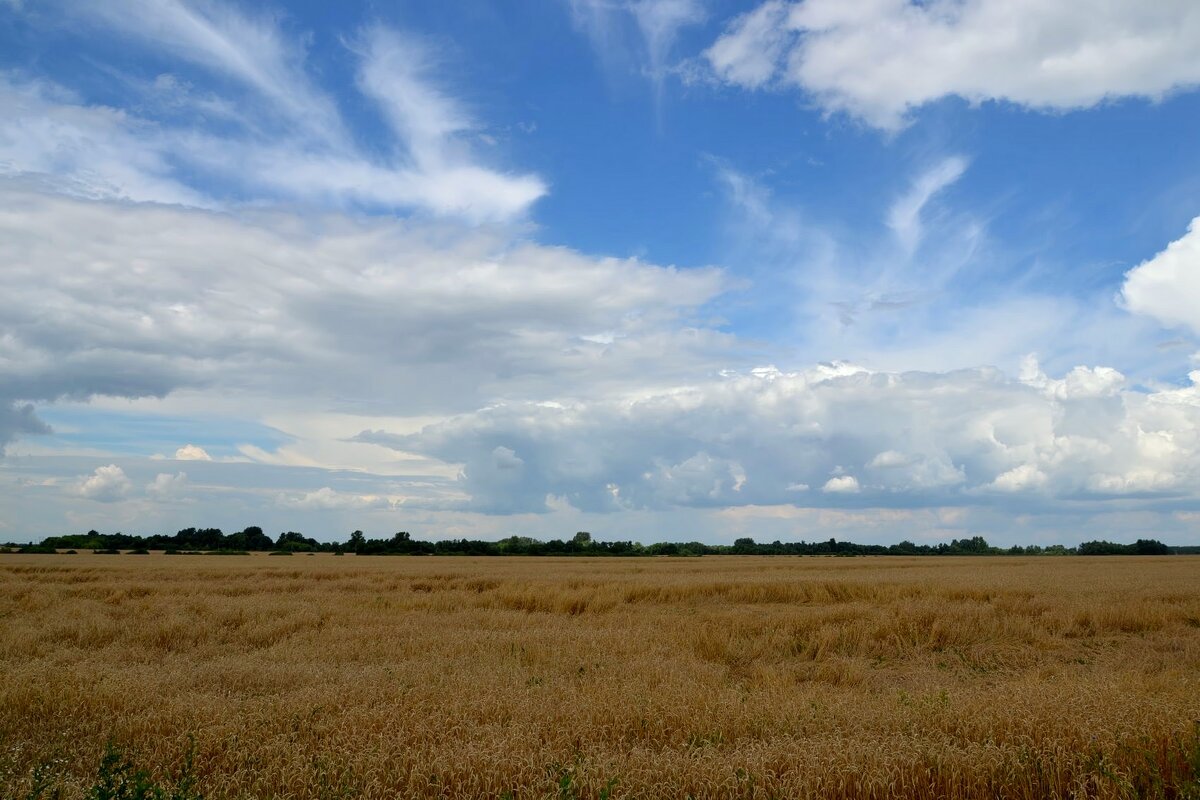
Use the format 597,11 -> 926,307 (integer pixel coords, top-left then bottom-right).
1,553 -> 1198,799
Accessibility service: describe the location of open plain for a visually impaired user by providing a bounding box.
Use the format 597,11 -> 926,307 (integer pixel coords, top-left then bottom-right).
1,553 -> 1198,799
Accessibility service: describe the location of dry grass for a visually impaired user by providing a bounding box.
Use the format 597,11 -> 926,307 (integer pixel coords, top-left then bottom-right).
1,554 -> 1199,799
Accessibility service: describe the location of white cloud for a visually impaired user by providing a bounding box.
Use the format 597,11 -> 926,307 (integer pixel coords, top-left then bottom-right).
0,79 -> 211,207
632,0 -> 706,82
1088,468 -> 1177,494
76,464 -> 132,502
1019,356 -> 1126,400
1,3 -> 544,221
146,471 -> 188,499
887,157 -> 969,253
360,363 -> 1200,513
821,475 -> 860,494
705,0 -> 1200,128
704,0 -> 791,89
570,0 -> 706,101
0,183 -> 728,454
278,486 -> 392,511
1121,216 -> 1200,335
868,450 -> 907,468
174,444 -> 212,461
350,26 -> 547,219
987,464 -> 1048,493
76,0 -> 345,143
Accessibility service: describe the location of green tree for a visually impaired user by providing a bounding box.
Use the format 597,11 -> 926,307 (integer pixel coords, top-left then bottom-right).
732,537 -> 757,554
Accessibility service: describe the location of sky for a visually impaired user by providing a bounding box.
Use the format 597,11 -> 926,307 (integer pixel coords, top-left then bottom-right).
2,0 -> 1200,546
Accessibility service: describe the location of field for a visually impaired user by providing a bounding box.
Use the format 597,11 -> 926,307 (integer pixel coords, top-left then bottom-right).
1,554 -> 1199,799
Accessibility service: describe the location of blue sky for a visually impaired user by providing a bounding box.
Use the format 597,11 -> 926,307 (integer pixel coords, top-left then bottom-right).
2,0 -> 1200,545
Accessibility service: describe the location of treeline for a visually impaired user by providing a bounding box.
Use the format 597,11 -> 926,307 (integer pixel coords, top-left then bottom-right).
1077,539 -> 1173,555
0,528 -> 1186,556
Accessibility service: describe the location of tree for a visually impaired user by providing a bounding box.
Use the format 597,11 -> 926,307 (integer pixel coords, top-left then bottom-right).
348,530 -> 366,553
276,531 -> 318,552
240,526 -> 273,551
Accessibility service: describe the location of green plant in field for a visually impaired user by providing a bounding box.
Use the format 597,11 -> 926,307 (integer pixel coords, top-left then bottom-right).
85,741 -> 202,800
598,777 -> 618,800
557,771 -> 575,800
88,745 -> 157,800
21,762 -> 64,800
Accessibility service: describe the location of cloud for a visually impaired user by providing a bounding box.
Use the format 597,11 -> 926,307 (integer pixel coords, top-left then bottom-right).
887,157 -> 969,254
703,0 -> 791,89
821,475 -> 859,494
361,362 -> 1200,514
987,464 -> 1047,493
174,444 -> 212,461
0,79 -> 212,206
351,26 -> 548,219
0,402 -> 51,456
708,162 -> 1186,387
75,0 -> 344,143
632,0 -> 706,84
1121,216 -> 1200,335
868,450 -> 907,468
146,471 -> 188,499
569,0 -> 705,103
2,3 -> 544,220
0,183 -> 727,453
1018,356 -> 1126,400
705,0 -> 1200,128
278,486 -> 392,511
77,464 -> 132,502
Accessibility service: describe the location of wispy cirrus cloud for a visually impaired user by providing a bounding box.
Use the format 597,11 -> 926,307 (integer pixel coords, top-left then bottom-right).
887,156 -> 969,255
568,0 -> 705,109
73,0 -> 346,143
2,0 -> 545,219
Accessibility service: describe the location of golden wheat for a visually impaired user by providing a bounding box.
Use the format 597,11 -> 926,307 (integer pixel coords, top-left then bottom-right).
1,554 -> 1198,799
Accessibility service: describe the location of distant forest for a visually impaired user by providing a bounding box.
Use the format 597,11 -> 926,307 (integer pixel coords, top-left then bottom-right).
3,528 -> 1196,556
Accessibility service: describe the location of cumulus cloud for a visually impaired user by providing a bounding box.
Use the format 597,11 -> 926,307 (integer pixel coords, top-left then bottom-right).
359,362 -> 1200,514
1121,216 -> 1200,335
174,444 -> 212,461
1018,356 -> 1126,400
868,450 -> 908,469
77,464 -> 132,502
1,2 -> 544,220
987,464 -> 1047,493
705,0 -> 1200,128
821,475 -> 859,494
146,471 -> 188,499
